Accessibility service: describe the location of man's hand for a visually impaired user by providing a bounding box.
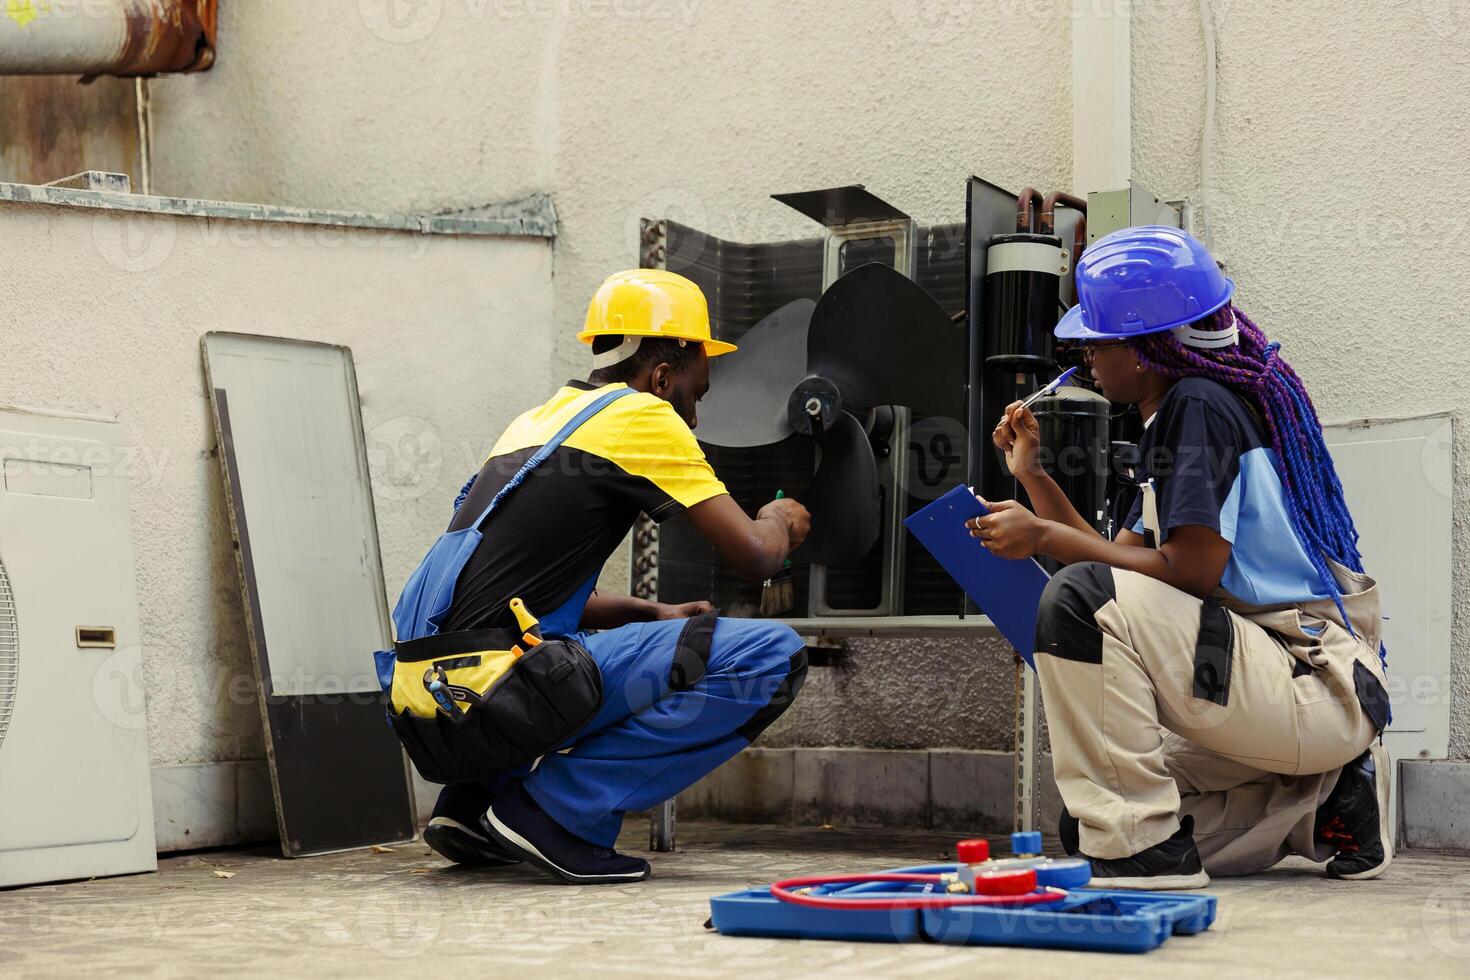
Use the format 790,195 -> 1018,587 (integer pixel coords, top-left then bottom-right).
967,497 -> 1049,559
654,599 -> 715,620
757,495 -> 811,550
685,493 -> 809,582
994,401 -> 1042,479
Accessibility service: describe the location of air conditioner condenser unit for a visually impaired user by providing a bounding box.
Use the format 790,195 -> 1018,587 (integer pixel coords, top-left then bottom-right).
0,407 -> 156,888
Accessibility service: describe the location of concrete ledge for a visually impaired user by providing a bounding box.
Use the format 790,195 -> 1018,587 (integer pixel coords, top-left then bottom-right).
795,749 -> 930,828
0,180 -> 557,239
679,747 -> 1060,834
1401,759 -> 1470,852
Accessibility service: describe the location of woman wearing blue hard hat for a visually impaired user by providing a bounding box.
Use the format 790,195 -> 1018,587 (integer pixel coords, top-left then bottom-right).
970,226 -> 1391,889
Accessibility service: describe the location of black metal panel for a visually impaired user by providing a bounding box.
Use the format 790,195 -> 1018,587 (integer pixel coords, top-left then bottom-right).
771,185 -> 911,227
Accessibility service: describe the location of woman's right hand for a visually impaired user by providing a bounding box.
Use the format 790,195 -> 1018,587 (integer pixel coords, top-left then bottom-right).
993,401 -> 1042,478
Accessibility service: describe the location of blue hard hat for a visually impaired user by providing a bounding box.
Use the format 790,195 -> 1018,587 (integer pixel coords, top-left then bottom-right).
1055,225 -> 1234,340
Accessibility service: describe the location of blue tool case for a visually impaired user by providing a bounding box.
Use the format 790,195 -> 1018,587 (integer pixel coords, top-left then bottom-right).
709,865 -> 1217,954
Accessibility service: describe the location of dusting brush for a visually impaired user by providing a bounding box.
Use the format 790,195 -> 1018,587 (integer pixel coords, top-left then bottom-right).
760,490 -> 795,616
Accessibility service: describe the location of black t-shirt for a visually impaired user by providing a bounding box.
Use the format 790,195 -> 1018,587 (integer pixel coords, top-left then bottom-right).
441,381 -> 727,633
1123,376 -> 1332,605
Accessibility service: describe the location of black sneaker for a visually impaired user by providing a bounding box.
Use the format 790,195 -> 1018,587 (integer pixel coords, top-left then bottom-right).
424,817 -> 522,867
1082,815 -> 1210,890
482,781 -> 651,885
424,782 -> 521,867
1316,742 -> 1392,880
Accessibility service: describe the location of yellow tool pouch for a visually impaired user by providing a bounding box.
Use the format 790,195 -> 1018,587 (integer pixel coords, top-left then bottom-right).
383,623 -> 601,784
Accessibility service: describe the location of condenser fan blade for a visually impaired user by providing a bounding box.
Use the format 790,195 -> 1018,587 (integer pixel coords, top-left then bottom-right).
790,409 -> 880,566
806,263 -> 966,420
695,299 -> 816,448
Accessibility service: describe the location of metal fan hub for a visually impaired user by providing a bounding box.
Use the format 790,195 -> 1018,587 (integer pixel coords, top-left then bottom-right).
787,376 -> 843,437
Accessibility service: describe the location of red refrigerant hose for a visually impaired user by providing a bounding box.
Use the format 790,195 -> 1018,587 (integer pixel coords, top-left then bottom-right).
769,871 -> 1068,911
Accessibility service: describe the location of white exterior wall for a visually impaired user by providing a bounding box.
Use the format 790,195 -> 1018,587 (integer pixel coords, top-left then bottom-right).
1133,0 -> 1470,755
0,200 -> 552,769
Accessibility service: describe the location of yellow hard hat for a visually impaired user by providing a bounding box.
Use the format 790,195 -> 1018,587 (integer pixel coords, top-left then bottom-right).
578,269 -> 737,358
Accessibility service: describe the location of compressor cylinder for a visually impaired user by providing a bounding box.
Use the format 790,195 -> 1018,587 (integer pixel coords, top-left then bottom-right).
983,233 -> 1067,370
1029,385 -> 1111,533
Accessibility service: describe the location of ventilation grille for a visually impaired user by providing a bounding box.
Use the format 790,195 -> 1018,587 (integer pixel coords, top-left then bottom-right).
0,555 -> 16,751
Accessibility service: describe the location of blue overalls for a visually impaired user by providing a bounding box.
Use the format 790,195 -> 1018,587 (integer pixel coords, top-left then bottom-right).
383,388 -> 807,847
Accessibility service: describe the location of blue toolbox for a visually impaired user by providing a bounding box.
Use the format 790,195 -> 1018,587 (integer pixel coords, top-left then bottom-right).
708,833 -> 1217,954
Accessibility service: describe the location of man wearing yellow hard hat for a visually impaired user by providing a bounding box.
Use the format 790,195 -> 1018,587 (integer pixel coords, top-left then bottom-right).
386,269 -> 811,885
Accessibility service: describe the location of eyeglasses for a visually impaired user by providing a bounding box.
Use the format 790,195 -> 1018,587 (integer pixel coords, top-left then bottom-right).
1080,339 -> 1130,366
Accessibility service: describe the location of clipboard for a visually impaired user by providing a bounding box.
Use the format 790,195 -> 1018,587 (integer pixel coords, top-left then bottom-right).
904,485 -> 1051,667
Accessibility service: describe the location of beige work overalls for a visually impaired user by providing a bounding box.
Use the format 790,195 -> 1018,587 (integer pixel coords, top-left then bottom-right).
1036,480 -> 1389,873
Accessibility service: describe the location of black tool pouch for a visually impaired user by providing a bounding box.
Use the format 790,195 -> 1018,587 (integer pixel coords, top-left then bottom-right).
385,628 -> 602,785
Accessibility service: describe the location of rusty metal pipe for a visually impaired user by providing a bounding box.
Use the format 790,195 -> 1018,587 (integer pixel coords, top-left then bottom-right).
0,0 -> 214,76
1039,191 -> 1087,235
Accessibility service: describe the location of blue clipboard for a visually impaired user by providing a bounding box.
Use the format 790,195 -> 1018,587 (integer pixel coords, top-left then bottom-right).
904,485 -> 1050,667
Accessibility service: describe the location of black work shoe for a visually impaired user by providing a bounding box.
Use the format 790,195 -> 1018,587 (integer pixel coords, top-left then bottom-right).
1082,815 -> 1210,890
1059,807 -> 1080,857
1316,742 -> 1393,881
482,782 -> 651,885
424,816 -> 522,867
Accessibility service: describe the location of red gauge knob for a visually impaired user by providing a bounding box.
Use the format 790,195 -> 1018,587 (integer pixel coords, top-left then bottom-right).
955,839 -> 990,864
974,867 -> 1038,896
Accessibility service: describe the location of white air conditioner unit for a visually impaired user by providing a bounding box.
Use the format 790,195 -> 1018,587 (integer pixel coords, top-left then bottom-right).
0,407 -> 156,887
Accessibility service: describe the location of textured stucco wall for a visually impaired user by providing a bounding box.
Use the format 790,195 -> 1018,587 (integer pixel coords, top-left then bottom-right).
0,201 -> 552,767
135,0 -> 1076,754
1133,0 -> 1470,756
14,1 -> 1464,770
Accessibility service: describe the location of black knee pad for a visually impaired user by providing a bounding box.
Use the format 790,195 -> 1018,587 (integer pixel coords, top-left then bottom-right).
1035,562 -> 1115,664
736,647 -> 808,743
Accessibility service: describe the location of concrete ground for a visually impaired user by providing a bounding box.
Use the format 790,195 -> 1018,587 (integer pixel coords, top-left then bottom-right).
5,822 -> 1470,978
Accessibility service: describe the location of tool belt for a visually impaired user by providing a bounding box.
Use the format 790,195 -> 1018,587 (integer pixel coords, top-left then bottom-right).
383,618 -> 601,784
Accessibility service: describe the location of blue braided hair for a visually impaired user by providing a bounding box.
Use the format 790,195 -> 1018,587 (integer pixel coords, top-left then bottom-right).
1132,305 -> 1386,671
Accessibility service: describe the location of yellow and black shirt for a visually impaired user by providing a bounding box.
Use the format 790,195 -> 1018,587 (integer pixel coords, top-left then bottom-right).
442,381 -> 727,633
